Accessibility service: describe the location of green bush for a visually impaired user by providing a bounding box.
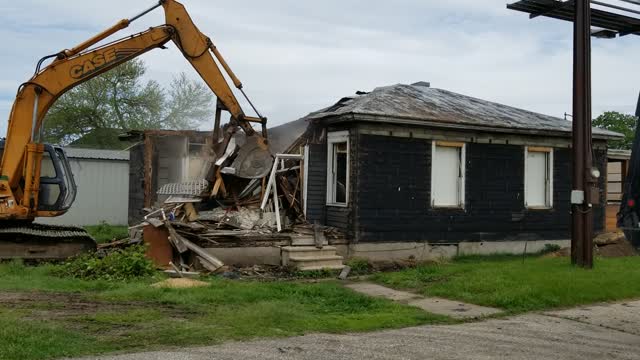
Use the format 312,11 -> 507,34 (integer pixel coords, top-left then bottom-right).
346,257 -> 371,275
84,222 -> 129,244
5,259 -> 26,275
541,243 -> 562,254
53,245 -> 155,281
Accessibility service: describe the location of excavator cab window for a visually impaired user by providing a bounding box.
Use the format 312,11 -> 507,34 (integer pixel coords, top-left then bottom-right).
38,146 -> 77,212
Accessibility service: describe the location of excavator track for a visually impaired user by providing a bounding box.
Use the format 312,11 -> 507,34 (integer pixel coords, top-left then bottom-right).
0,223 -> 96,261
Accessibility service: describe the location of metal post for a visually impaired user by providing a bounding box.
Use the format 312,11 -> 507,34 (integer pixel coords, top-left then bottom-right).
572,0 -> 594,268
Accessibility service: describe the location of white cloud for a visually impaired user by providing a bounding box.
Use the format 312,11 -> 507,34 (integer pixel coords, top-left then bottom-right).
0,0 -> 639,138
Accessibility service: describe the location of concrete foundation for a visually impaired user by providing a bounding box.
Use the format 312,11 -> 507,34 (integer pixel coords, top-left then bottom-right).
457,239 -> 569,256
205,247 -> 281,266
334,239 -> 570,262
205,239 -> 570,266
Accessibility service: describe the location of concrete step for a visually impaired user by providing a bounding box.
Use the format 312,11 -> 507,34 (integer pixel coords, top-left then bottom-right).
294,264 -> 346,271
281,246 -> 339,266
290,235 -> 328,246
288,255 -> 345,270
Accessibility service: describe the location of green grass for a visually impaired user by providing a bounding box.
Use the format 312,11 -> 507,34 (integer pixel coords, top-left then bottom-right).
0,262 -> 447,360
0,309 -> 108,360
371,255 -> 640,314
84,223 -> 129,243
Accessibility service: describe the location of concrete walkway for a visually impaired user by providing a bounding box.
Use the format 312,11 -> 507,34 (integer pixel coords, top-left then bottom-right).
76,300 -> 640,360
345,282 -> 502,319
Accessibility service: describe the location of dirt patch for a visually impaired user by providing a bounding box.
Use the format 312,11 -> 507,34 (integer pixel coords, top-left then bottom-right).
544,232 -> 637,258
0,291 -> 194,321
596,239 -> 638,257
151,278 -> 209,288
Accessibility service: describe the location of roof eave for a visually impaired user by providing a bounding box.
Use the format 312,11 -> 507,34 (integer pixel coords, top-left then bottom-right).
314,112 -> 622,140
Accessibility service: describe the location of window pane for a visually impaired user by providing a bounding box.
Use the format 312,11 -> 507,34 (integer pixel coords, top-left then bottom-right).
39,183 -> 61,207
334,142 -> 347,203
526,151 -> 547,207
40,152 -> 56,178
56,149 -> 76,209
433,146 -> 460,206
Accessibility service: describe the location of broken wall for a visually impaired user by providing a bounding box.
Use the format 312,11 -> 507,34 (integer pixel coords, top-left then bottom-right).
127,130 -> 214,224
304,125 -> 355,238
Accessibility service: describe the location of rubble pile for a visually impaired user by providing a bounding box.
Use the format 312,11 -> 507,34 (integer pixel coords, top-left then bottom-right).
126,148 -> 313,274
545,231 -> 637,258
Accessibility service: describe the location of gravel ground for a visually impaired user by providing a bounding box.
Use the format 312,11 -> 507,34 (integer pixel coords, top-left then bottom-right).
75,300 -> 640,360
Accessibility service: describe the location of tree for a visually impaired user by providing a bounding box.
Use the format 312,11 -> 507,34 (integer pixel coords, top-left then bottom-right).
592,111 -> 638,150
43,59 -> 214,145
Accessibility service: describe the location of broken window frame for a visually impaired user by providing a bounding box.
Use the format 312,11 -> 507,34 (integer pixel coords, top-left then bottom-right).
326,131 -> 350,207
430,141 -> 466,209
524,146 -> 553,209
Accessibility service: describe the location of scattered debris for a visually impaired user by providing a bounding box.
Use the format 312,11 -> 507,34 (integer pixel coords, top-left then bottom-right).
544,231 -> 637,258
163,269 -> 201,279
596,237 -> 637,257
594,231 -> 625,246
338,265 -> 351,280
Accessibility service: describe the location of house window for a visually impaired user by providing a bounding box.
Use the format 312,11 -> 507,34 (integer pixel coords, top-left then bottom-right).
525,147 -> 553,208
431,141 -> 465,208
327,131 -> 349,206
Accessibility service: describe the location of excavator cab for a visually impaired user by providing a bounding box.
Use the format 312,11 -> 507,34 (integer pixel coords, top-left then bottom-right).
38,145 -> 77,213
0,141 -> 77,214
0,141 -> 92,261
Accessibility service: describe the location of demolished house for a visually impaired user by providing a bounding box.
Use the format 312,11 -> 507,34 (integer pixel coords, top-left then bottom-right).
291,82 -> 622,261
123,123 -> 341,272
122,82 -> 622,270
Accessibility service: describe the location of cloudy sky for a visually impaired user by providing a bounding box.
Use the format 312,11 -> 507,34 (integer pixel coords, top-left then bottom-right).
1,0 -> 639,135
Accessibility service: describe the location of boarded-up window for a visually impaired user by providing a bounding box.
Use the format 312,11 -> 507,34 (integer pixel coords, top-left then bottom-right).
431,142 -> 465,208
525,147 -> 553,208
327,131 -> 349,206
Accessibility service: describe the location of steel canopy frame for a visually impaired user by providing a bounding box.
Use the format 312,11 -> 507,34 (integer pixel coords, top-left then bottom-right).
508,0 -> 640,36
507,0 -> 640,268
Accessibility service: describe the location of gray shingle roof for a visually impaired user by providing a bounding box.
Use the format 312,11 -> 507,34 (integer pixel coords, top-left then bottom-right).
63,148 -> 130,161
304,83 -> 622,139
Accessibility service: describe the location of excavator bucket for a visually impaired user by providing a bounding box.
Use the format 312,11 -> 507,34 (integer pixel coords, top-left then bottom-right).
229,135 -> 273,179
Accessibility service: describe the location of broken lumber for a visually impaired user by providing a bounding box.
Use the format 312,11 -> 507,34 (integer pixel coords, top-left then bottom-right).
166,223 -> 188,253
183,239 -> 224,271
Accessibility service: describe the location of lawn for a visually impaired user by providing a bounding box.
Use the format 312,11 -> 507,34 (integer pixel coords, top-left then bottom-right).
84,223 -> 129,244
371,255 -> 640,313
0,261 -> 447,360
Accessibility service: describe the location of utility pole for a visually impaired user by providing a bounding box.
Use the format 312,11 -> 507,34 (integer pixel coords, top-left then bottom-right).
571,0 -> 594,268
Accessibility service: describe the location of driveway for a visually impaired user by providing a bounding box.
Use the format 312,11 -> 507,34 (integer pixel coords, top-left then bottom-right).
76,300 -> 640,360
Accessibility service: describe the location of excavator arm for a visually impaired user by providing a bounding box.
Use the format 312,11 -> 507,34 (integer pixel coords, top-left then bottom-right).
0,0 -> 268,220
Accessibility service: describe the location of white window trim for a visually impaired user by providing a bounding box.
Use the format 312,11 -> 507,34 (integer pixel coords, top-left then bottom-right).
430,141 -> 466,209
524,147 -> 554,209
326,131 -> 350,207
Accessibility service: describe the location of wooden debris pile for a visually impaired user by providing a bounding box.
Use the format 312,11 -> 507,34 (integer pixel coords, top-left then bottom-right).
130,153 -> 309,273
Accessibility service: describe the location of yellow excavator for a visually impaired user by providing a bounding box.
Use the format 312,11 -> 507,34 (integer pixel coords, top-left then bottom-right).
0,0 -> 271,260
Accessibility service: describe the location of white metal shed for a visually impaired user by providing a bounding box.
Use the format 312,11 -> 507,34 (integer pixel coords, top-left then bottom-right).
37,148 -> 130,226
